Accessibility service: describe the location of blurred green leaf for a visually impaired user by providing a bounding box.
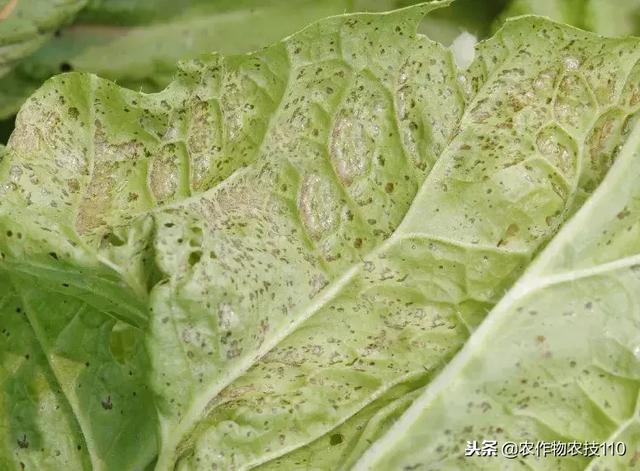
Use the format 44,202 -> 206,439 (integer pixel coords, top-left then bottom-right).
0,0 -> 86,77
495,0 -> 640,36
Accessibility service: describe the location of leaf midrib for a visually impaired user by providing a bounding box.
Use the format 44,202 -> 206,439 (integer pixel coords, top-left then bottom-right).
10,280 -> 98,471
352,97 -> 640,471
159,22 -> 532,470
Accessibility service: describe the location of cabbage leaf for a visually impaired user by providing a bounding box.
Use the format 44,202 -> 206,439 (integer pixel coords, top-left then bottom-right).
1,2 -> 640,470
355,77 -> 640,471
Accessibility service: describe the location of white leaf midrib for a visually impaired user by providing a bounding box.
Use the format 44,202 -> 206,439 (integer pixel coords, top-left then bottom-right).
160,22 -> 579,470
352,95 -> 640,471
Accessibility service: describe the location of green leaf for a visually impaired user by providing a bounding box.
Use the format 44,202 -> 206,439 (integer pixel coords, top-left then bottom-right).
2,3 -> 640,470
2,127 -> 158,468
353,79 -> 640,471
170,14 -> 640,470
0,0 -> 86,77
0,274 -> 90,470
77,0 -> 309,26
495,0 -> 640,36
77,0 -> 234,26
10,278 -> 159,470
584,0 -> 640,36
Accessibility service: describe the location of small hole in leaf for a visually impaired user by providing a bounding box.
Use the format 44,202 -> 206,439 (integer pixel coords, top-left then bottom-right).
104,232 -> 125,247
188,251 -> 202,267
189,226 -> 203,247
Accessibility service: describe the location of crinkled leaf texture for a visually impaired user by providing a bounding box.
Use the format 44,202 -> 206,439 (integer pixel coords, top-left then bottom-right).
355,79 -> 640,471
1,2 -> 640,470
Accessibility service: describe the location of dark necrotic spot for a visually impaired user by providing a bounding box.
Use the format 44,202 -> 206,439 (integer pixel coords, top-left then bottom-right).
17,434 -> 28,449
101,396 -> 113,410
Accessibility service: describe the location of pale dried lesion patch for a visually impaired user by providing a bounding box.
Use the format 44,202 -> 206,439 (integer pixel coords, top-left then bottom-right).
535,124 -> 578,179
150,145 -> 183,205
187,100 -> 223,192
75,122 -> 151,236
298,174 -> 340,242
75,161 -> 116,235
330,114 -> 370,188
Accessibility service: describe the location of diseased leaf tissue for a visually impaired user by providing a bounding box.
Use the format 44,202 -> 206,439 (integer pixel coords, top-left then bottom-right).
1,0 -> 640,470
